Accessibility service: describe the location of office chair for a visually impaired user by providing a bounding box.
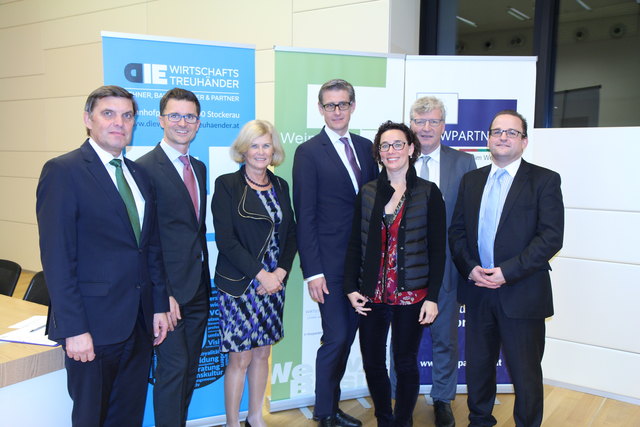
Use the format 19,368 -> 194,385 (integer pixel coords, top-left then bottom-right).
23,271 -> 50,306
0,259 -> 21,296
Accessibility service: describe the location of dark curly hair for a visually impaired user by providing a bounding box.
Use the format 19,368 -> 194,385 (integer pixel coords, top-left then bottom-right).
372,121 -> 421,166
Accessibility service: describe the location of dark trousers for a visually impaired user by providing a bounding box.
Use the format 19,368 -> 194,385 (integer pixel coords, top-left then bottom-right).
359,301 -> 424,427
314,278 -> 359,418
64,310 -> 152,427
465,291 -> 546,427
153,274 -> 209,427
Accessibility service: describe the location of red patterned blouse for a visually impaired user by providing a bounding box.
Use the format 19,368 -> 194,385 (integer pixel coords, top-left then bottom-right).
372,200 -> 428,305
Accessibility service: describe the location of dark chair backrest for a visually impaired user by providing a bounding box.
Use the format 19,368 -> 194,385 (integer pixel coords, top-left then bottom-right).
0,259 -> 21,297
23,271 -> 50,306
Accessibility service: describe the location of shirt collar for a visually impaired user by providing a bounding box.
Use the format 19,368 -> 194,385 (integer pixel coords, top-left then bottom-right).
490,157 -> 522,178
160,139 -> 189,162
324,126 -> 350,144
88,138 -> 123,166
419,145 -> 441,163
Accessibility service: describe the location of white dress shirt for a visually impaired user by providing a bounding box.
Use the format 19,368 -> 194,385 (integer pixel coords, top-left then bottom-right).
89,138 -> 145,228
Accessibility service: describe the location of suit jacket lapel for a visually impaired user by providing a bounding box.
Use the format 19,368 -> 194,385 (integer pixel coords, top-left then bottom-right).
321,128 -> 355,190
236,169 -> 270,219
471,166 -> 491,241
81,141 -> 136,240
125,157 -> 152,244
439,145 -> 452,201
351,133 -> 370,169
192,157 -> 207,227
497,160 -> 530,232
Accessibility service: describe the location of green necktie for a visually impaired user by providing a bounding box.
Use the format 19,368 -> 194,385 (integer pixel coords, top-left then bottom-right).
109,159 -> 141,244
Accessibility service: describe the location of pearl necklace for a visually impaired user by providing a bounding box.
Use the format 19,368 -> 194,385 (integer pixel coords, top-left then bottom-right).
244,172 -> 270,188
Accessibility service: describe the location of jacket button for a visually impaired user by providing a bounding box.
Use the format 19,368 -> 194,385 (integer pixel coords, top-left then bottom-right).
400,246 -> 404,250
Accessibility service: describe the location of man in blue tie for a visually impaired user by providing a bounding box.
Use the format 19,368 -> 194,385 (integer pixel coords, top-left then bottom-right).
410,96 -> 477,427
36,85 -> 170,426
449,110 -> 564,427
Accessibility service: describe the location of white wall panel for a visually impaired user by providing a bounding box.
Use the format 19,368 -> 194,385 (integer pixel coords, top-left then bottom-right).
561,209 -> 640,264
531,127 -> 640,212
543,338 -> 640,400
548,257 -> 640,353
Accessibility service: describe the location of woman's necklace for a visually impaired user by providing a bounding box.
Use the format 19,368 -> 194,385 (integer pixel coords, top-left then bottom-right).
244,172 -> 270,188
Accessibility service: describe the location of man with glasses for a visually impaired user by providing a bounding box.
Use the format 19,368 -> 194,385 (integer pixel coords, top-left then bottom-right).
293,79 -> 379,427
449,110 -> 564,427
136,88 -> 210,427
36,85 -> 170,426
409,96 -> 476,427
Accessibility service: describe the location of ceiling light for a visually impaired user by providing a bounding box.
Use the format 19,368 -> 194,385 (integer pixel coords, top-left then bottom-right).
575,0 -> 591,11
456,16 -> 478,27
507,7 -> 530,20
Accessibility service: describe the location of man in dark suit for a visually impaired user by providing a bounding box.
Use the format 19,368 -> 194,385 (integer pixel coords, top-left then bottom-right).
449,110 -> 564,427
36,85 -> 170,426
409,96 -> 477,427
136,88 -> 210,427
293,79 -> 379,427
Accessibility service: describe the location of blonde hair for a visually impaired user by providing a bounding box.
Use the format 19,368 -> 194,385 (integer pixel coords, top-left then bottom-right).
229,120 -> 285,166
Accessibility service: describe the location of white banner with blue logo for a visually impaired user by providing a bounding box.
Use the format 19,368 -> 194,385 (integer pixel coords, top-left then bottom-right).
404,55 -> 537,394
102,31 -> 255,426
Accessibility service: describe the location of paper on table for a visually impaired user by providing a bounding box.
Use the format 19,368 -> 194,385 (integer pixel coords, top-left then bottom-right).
0,316 -> 58,347
9,315 -> 47,330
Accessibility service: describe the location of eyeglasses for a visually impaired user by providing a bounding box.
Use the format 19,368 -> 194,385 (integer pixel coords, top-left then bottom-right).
412,118 -> 444,127
489,128 -> 525,138
321,101 -> 352,112
161,113 -> 199,124
379,142 -> 407,152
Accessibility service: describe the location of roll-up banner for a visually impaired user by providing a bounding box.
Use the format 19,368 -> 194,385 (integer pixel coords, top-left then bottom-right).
102,31 -> 255,426
404,55 -> 537,393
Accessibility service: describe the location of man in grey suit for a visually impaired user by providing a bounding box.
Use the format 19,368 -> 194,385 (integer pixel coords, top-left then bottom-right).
136,88 -> 210,427
410,96 -> 476,427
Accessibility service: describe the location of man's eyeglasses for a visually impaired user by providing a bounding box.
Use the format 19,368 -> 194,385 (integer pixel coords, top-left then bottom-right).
379,142 -> 407,152
489,128 -> 525,138
412,118 -> 443,127
161,113 -> 199,124
321,101 -> 352,112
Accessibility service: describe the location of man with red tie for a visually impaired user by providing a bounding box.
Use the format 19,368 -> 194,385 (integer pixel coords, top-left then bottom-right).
136,88 -> 210,427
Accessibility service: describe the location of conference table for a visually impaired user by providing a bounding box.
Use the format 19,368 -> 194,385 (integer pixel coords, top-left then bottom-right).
0,294 -> 71,426
0,294 -> 64,387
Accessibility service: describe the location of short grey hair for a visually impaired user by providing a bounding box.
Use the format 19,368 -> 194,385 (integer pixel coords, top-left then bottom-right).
410,96 -> 446,121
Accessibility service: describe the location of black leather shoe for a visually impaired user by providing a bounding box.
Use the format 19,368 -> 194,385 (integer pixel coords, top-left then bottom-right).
335,409 -> 362,427
434,400 -> 455,427
318,415 -> 337,427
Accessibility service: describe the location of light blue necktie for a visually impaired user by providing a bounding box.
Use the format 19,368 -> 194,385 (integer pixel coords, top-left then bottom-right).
420,155 -> 430,181
478,169 -> 506,268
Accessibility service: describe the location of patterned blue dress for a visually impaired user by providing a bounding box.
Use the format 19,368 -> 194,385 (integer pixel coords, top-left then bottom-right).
219,187 -> 285,353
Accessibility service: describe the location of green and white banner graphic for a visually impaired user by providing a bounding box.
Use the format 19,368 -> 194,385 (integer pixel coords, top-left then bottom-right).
271,47 -> 405,410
